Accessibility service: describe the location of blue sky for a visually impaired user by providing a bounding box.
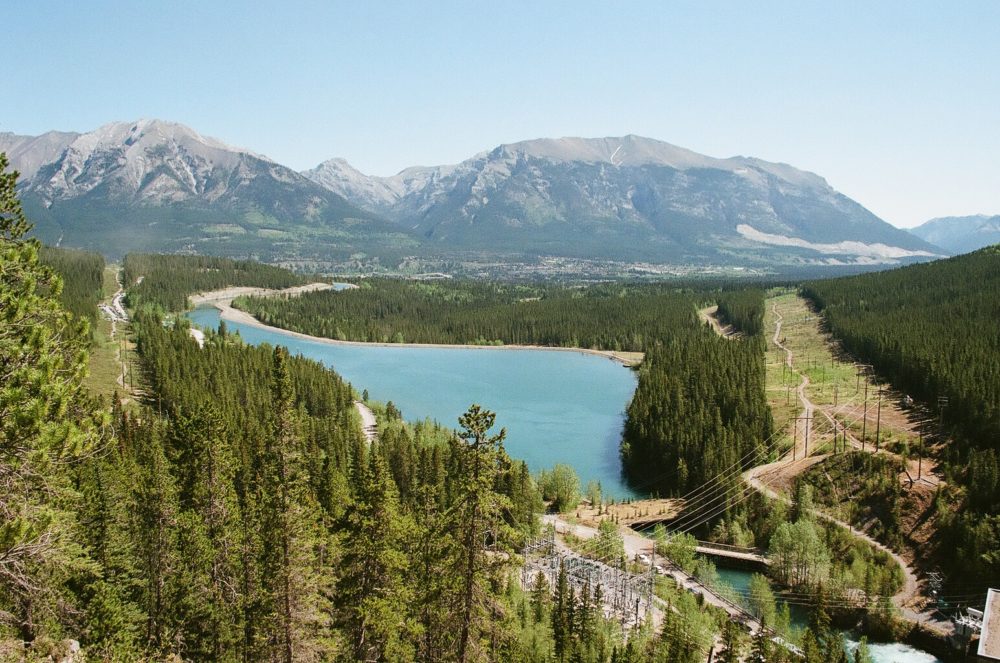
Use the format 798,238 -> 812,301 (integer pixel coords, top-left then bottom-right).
4,1 -> 998,227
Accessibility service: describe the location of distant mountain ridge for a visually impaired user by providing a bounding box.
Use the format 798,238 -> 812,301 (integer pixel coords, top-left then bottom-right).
0,119 -> 410,260
303,134 -> 941,265
909,215 -> 1000,254
2,121 -> 943,268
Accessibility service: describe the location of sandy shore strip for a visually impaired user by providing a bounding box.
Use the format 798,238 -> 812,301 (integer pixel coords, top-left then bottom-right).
189,282 -> 341,306
189,285 -> 643,367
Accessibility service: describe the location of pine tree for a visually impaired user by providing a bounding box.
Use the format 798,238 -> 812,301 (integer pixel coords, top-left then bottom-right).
0,152 -> 102,645
853,636 -> 874,663
801,628 -> 823,663
256,347 -> 333,661
338,448 -> 414,661
748,622 -> 772,663
453,404 -> 513,663
76,436 -> 145,659
413,448 -> 459,661
576,578 -> 593,650
169,406 -> 242,659
552,560 -> 570,662
716,619 -> 743,663
530,571 -> 548,624
828,631 -> 850,663
132,421 -> 180,654
566,586 -> 576,648
809,583 -> 832,649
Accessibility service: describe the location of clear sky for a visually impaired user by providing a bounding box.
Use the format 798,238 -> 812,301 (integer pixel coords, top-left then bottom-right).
4,1 -> 998,228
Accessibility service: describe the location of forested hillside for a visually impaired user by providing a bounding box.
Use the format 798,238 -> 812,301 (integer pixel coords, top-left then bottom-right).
96,313 -> 541,660
621,287 -> 772,498
802,247 -> 999,450
38,246 -> 104,325
123,253 -> 310,312
803,247 -> 1000,589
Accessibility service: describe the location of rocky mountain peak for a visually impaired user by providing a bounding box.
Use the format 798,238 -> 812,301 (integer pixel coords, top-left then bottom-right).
9,119 -> 274,203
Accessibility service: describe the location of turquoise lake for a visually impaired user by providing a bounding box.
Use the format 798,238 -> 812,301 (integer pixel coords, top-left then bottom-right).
187,306 -> 640,499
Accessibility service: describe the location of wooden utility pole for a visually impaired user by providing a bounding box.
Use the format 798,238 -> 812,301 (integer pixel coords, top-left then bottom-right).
792,418 -> 798,460
855,364 -> 873,449
918,433 -> 923,479
938,396 -> 949,439
860,368 -> 871,451
875,387 -> 883,452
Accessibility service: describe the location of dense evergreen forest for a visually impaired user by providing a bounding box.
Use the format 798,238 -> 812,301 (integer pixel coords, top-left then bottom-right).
621,331 -> 773,496
715,289 -> 766,336
103,312 -> 549,661
38,246 -> 105,325
802,247 -> 999,450
803,247 -> 1000,590
236,279 -> 700,351
124,253 -> 311,312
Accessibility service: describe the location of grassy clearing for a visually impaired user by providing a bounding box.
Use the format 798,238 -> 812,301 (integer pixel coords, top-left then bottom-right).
764,289 -> 921,458
100,263 -> 119,296
82,318 -> 123,401
763,288 -> 799,452
81,265 -> 127,402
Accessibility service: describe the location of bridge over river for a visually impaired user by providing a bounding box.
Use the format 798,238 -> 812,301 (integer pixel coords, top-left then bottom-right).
693,540 -> 770,571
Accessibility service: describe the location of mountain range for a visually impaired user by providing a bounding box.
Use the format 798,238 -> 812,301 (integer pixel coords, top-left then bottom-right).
909,215 -> 1000,254
0,120 -> 413,262
1,119 -> 944,270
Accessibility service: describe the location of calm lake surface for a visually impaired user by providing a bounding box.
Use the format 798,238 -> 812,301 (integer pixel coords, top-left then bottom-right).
187,306 -> 640,499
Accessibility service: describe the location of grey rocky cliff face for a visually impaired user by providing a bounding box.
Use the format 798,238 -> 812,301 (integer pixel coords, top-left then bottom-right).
303,135 -> 940,264
8,119 -> 273,205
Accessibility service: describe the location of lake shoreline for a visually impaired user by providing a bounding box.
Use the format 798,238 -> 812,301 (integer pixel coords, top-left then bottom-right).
185,303 -> 640,499
189,285 -> 644,367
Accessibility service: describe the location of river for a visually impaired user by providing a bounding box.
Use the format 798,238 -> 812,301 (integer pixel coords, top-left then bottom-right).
187,306 -> 640,499
714,566 -> 943,662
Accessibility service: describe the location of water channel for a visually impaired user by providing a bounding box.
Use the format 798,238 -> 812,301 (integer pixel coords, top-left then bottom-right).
714,565 -> 942,662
